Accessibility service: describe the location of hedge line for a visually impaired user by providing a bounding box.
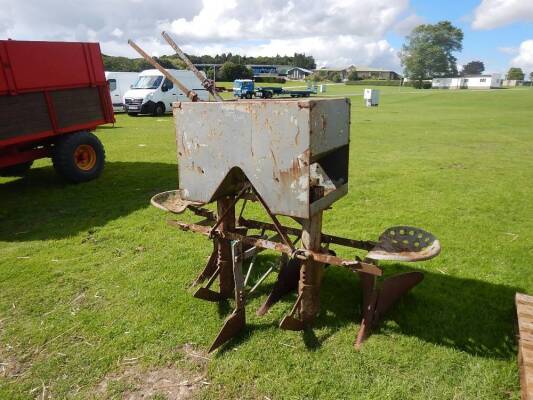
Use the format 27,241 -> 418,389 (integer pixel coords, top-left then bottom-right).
345,80 -> 433,89
345,80 -> 401,86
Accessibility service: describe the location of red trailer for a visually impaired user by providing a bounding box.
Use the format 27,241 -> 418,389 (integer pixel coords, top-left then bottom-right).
0,40 -> 114,182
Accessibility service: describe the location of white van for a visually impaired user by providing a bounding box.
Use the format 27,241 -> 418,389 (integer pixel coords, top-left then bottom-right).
123,69 -> 209,116
105,71 -> 139,112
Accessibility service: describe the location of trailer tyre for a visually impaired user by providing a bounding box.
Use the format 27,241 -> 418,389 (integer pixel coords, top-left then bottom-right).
52,131 -> 105,183
0,161 -> 33,177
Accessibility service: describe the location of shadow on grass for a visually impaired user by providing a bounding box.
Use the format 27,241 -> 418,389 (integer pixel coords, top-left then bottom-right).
0,161 -> 177,241
210,256 -> 518,359
314,264 -> 519,359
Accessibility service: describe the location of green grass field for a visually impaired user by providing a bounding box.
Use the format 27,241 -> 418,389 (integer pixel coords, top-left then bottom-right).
1,85 -> 532,399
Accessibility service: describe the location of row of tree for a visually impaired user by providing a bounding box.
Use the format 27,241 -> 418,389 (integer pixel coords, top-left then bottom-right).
102,53 -> 257,81
103,52 -> 315,73
102,54 -> 186,72
186,52 -> 316,70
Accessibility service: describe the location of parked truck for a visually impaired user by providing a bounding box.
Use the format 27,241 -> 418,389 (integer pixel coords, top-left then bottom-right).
233,79 -> 315,99
0,40 -> 114,182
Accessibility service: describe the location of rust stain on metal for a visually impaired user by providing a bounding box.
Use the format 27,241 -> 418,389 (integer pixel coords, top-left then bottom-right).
295,126 -> 301,145
297,101 -> 314,110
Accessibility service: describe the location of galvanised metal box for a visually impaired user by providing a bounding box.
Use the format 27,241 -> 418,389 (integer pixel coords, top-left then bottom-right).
173,98 -> 350,219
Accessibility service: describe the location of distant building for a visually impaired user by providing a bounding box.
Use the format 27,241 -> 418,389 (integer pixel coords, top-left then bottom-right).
354,67 -> 401,80
314,65 -> 400,80
247,65 -> 278,78
286,67 -> 313,80
502,79 -> 524,87
314,66 -> 355,80
431,77 -> 464,89
432,74 -> 502,89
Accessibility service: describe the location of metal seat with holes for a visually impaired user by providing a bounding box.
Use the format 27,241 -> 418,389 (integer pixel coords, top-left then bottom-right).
367,226 -> 441,262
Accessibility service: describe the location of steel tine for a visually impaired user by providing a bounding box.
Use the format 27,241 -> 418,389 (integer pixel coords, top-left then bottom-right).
208,241 -> 247,352
249,266 -> 274,294
243,255 -> 256,287
192,243 -> 218,286
279,292 -> 304,331
256,254 -> 298,316
192,266 -> 222,302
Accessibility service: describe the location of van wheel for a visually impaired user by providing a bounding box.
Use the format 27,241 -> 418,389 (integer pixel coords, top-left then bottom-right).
153,102 -> 165,116
52,131 -> 105,183
0,161 -> 33,177
128,112 -> 139,116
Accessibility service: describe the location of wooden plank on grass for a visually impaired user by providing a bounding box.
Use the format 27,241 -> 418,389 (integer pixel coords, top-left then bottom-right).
516,293 -> 533,399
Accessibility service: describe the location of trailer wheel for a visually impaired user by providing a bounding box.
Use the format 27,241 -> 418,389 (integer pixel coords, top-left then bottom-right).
153,102 -> 165,116
0,161 -> 33,177
52,131 -> 105,183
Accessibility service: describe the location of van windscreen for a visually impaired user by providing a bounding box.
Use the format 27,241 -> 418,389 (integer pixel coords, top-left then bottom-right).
132,76 -> 163,89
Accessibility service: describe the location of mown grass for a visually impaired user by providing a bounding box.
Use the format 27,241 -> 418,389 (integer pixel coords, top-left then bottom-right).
1,86 -> 532,399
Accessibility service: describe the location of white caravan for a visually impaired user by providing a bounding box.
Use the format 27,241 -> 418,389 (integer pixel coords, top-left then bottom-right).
123,69 -> 210,116
432,74 -> 503,89
105,71 -> 139,112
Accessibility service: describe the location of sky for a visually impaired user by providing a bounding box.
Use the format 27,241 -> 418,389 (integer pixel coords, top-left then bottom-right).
0,0 -> 532,75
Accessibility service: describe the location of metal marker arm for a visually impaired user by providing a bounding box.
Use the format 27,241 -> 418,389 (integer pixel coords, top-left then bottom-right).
161,31 -> 224,102
128,39 -> 198,102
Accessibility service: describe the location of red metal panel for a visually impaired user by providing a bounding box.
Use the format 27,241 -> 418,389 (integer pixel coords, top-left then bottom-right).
0,40 -> 107,94
0,147 -> 51,169
0,42 -> 15,94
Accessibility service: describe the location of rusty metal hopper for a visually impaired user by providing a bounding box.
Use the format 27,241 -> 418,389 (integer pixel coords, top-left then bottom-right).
173,98 -> 350,219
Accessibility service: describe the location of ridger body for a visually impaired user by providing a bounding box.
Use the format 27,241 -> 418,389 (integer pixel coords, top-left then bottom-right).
151,97 -> 441,352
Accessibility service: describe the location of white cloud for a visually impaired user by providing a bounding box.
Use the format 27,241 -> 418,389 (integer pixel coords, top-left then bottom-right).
0,0 -> 201,47
111,28 -> 123,38
0,0 -> 409,69
394,13 -> 425,36
169,0 -> 241,40
163,0 -> 408,68
511,40 -> 533,74
165,0 -> 408,41
472,0 -> 533,30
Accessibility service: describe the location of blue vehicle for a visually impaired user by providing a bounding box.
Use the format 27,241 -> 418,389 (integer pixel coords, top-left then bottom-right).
233,79 -> 255,99
233,79 -> 314,99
